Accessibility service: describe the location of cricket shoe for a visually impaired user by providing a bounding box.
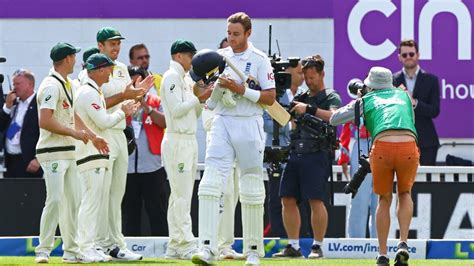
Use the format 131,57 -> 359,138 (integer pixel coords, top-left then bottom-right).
35,252 -> 49,263
107,245 -> 143,261
245,251 -> 260,266
191,247 -> 217,265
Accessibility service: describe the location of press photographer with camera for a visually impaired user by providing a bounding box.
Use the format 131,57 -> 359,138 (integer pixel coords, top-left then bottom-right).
338,79 -> 378,239
330,67 -> 418,266
273,55 -> 341,259
263,58 -> 303,237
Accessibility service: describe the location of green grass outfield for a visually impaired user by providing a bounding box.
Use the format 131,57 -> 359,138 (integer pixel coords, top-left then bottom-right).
0,257 -> 472,266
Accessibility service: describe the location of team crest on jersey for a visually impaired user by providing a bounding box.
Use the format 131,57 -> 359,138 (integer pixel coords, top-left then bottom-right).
245,62 -> 252,75
178,163 -> 184,173
62,100 -> 70,109
44,95 -> 51,102
51,162 -> 58,173
91,103 -> 101,110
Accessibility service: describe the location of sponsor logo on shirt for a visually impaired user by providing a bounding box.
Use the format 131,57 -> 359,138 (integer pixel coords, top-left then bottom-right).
45,95 -> 51,102
62,100 -> 70,109
267,72 -> 274,81
91,103 -> 101,110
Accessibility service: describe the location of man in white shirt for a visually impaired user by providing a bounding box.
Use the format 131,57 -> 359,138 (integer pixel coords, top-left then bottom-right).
0,69 -> 41,178
94,26 -> 154,261
75,53 -> 138,262
161,39 -> 211,260
34,42 -> 108,264
192,12 -> 276,266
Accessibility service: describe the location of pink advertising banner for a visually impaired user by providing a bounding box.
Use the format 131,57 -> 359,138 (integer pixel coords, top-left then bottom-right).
333,0 -> 473,138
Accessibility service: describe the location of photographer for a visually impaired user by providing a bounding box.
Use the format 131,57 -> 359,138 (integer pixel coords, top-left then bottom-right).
263,59 -> 303,237
273,55 -> 341,259
330,67 -> 418,266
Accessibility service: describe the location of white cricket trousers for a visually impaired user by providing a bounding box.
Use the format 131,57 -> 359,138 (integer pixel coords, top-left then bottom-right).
35,159 -> 81,257
77,167 -> 107,251
96,129 -> 128,250
162,133 -> 198,254
218,166 -> 240,251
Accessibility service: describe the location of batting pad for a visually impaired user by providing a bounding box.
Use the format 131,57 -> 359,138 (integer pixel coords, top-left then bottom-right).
240,173 -> 265,257
197,167 -> 224,254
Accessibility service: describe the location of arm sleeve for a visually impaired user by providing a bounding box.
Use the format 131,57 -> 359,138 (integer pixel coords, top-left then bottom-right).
328,93 -> 343,109
38,84 -> 60,110
414,75 -> 440,119
337,122 -> 351,165
162,73 -> 200,118
329,100 -> 357,126
257,57 -> 276,90
84,91 -> 125,130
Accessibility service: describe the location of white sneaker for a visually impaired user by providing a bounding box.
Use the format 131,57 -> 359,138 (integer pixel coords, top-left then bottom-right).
35,252 -> 49,263
181,248 -> 199,260
95,247 -> 112,262
108,246 -> 143,261
245,251 -> 260,266
62,253 -> 96,264
219,248 -> 245,260
81,249 -> 102,263
165,247 -> 180,259
191,247 -> 217,265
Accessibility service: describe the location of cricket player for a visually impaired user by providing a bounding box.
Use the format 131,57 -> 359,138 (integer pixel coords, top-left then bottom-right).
75,54 -> 139,261
161,39 -> 211,260
94,27 -> 154,261
201,108 -> 244,260
192,12 -> 276,266
34,42 -> 108,264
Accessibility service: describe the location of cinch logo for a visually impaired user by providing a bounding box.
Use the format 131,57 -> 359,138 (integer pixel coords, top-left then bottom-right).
347,0 -> 472,60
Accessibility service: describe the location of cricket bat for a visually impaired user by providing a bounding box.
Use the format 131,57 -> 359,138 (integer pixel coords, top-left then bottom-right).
223,57 -> 291,127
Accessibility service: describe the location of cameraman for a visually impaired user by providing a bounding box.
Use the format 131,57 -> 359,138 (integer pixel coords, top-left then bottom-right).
263,60 -> 304,237
330,67 -> 418,266
273,55 -> 341,259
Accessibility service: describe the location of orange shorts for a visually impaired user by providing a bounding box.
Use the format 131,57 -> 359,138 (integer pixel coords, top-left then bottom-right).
369,140 -> 419,195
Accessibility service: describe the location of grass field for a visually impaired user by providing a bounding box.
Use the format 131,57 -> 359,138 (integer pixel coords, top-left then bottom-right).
0,257 -> 472,266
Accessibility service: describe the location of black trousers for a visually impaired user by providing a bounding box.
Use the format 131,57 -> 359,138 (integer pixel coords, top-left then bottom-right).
122,167 -> 170,236
419,146 -> 439,166
4,153 -> 42,178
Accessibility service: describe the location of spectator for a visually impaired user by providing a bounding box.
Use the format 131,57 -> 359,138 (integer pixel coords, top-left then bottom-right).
122,65 -> 169,236
0,69 -> 42,178
129,44 -> 162,95
393,39 -> 440,165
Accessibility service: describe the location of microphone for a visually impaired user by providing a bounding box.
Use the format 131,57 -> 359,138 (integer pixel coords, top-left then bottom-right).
0,57 -> 6,63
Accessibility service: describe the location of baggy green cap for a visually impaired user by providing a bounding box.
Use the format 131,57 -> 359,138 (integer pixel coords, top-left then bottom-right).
50,42 -> 81,62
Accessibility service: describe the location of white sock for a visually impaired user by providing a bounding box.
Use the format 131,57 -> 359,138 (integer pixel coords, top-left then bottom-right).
289,239 -> 300,250
312,240 -> 323,247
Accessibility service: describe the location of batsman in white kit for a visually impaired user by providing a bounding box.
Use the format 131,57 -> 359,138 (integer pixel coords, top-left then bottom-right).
74,54 -> 138,261
191,12 -> 276,266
